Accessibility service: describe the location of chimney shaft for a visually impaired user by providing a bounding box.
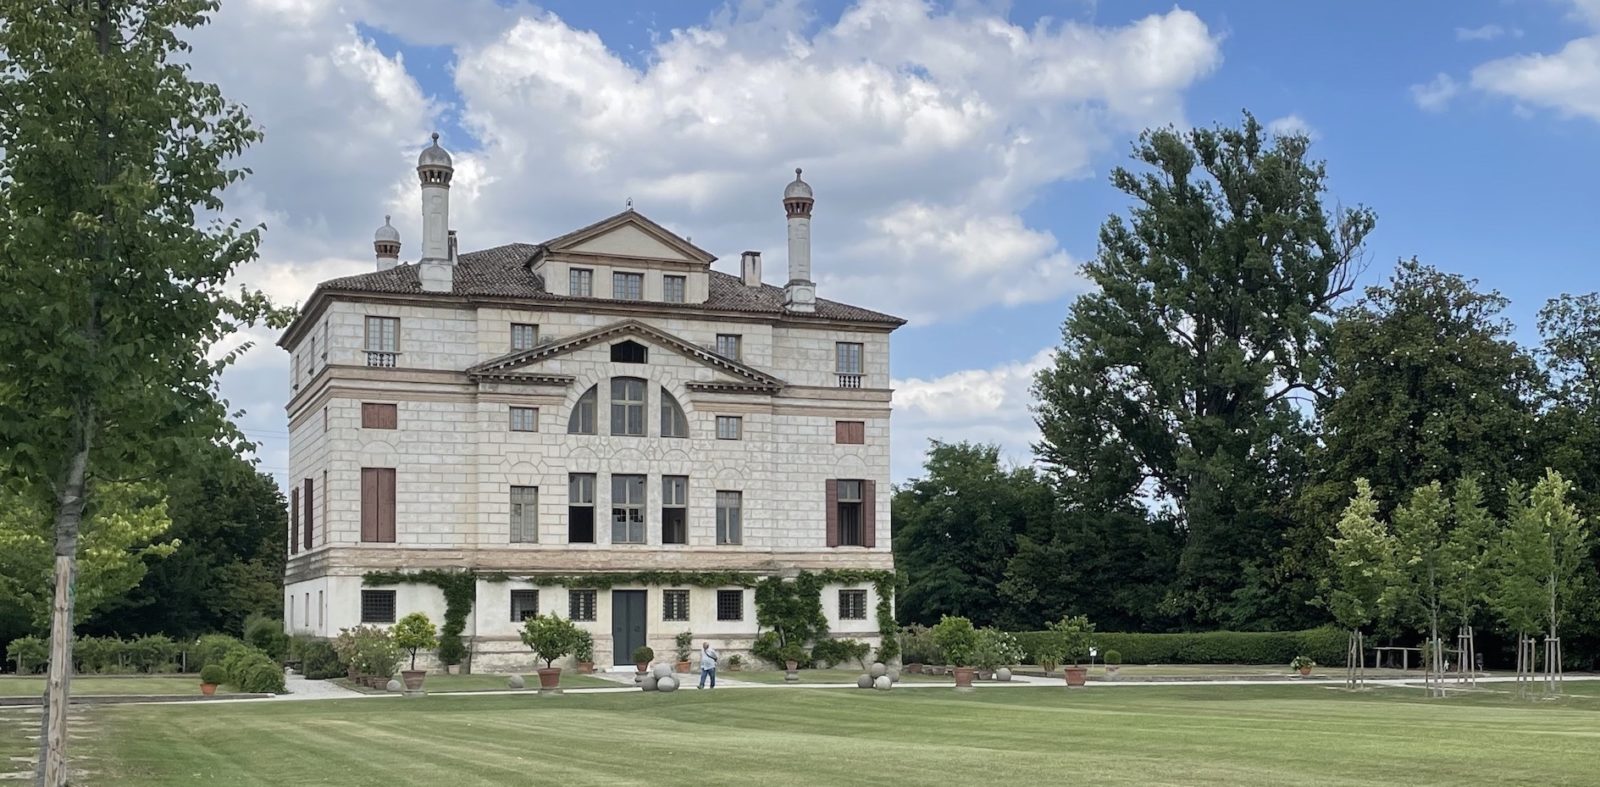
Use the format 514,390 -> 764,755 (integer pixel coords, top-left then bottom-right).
741,251 -> 762,287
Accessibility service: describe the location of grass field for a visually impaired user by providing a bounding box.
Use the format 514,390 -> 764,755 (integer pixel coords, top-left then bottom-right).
46,681 -> 1600,786
0,676 -> 225,697
728,668 -> 948,684
334,672 -> 622,693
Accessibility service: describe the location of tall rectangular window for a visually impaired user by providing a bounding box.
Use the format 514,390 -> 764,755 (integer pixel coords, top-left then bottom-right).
364,317 -> 399,367
568,474 -> 596,544
716,491 -> 742,545
663,590 -> 690,621
716,415 -> 742,440
510,486 -> 538,543
663,275 -> 686,303
510,323 -> 539,351
510,589 -> 539,622
302,478 -> 314,551
716,589 -> 744,621
569,589 -> 597,622
570,268 -> 593,297
715,334 -> 742,360
613,271 -> 644,300
362,402 -> 397,429
662,476 -> 687,545
610,378 -> 646,436
360,467 -> 396,542
836,341 -> 863,387
835,420 -> 865,444
290,487 -> 300,555
839,589 -> 868,620
837,480 -> 864,547
569,387 -> 597,434
360,590 -> 396,624
509,406 -> 538,432
307,337 -> 316,377
611,474 -> 646,544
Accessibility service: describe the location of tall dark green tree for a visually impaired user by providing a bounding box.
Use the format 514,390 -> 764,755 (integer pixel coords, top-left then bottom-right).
0,2 -> 283,781
1033,113 -> 1375,628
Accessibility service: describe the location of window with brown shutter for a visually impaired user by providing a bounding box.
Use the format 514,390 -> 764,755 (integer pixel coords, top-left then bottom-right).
862,479 -> 877,548
361,467 -> 396,542
835,421 -> 865,444
362,403 -> 397,429
825,480 -> 838,548
303,478 -> 314,550
290,487 -> 300,555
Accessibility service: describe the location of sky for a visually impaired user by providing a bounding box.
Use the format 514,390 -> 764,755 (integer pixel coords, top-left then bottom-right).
191,0 -> 1600,487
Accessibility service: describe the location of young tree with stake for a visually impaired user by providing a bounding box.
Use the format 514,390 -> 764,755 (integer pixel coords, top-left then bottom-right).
1442,477 -> 1494,687
1384,482 -> 1451,698
1322,479 -> 1395,690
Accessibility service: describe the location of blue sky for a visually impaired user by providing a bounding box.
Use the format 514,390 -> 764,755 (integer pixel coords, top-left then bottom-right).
192,0 -> 1600,484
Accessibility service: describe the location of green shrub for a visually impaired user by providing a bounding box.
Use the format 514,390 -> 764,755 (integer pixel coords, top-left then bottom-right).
674,631 -> 694,662
392,613 -> 438,672
972,628 -> 1024,671
243,615 -> 289,660
1048,615 -> 1095,667
521,614 -> 582,669
575,630 -> 594,663
199,664 -> 228,685
190,634 -> 246,672
1010,627 -> 1349,667
631,645 -> 655,664
930,616 -> 978,667
1103,649 -> 1122,666
898,624 -> 940,665
239,659 -> 286,694
126,635 -> 179,673
812,638 -> 871,669
297,639 -> 343,680
6,636 -> 48,674
74,636 -> 127,673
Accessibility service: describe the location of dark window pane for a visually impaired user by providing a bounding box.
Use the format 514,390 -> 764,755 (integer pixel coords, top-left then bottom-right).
360,590 -> 396,624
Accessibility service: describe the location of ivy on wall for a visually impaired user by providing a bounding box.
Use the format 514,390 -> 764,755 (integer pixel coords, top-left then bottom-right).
480,570 -> 761,590
362,570 -> 474,666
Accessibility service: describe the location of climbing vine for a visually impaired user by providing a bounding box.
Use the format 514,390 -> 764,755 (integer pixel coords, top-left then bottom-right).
815,569 -> 899,661
481,571 -> 761,590
363,570 -> 475,666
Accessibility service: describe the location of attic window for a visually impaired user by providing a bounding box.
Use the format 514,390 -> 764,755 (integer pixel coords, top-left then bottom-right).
611,340 -> 647,364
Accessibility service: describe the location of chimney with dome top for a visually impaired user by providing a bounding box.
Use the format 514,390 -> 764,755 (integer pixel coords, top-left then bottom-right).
417,132 -> 454,293
373,215 -> 401,272
782,168 -> 816,313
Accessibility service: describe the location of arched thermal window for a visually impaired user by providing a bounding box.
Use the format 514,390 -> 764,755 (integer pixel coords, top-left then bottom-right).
661,388 -> 688,438
567,385 -> 597,434
610,377 -> 646,436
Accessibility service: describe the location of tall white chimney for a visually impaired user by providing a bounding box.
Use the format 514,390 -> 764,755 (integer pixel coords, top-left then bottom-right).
417,132 -> 454,293
373,215 -> 400,272
782,168 -> 816,313
741,250 -> 762,287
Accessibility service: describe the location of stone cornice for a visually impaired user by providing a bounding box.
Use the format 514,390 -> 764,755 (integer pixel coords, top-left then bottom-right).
469,319 -> 786,393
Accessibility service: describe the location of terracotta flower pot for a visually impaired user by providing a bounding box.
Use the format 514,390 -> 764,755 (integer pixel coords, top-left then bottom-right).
785,660 -> 799,672
1298,667 -> 1312,676
200,683 -> 217,696
1064,666 -> 1088,687
401,670 -> 426,691
676,660 -> 691,673
953,667 -> 976,687
538,667 -> 562,690
577,661 -> 594,674
635,661 -> 649,674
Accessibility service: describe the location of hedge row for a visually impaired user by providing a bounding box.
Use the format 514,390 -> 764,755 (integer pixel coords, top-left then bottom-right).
6,635 -> 188,674
1009,628 -> 1347,667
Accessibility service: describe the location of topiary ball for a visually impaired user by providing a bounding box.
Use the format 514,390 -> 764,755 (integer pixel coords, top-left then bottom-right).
873,675 -> 892,691
507,674 -> 525,689
887,668 -> 900,683
996,667 -> 1012,682
385,679 -> 403,693
869,662 -> 887,679
856,674 -> 872,689
641,674 -> 659,691
652,663 -> 673,679
658,675 -> 678,692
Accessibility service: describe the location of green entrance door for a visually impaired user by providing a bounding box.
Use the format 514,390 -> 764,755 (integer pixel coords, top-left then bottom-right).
612,590 -> 646,666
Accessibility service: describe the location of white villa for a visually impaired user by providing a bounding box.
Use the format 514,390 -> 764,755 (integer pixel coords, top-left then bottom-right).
277,135 -> 904,671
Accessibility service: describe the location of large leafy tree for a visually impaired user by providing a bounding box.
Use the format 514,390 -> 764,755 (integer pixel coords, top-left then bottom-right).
0,1 -> 282,780
1034,113 -> 1375,628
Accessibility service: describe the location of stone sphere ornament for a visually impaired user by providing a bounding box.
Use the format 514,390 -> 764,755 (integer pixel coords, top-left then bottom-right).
996,667 -> 1012,682
887,668 -> 901,683
385,679 -> 403,693
869,662 -> 887,679
658,675 -> 679,692
641,674 -> 659,691
873,675 -> 892,691
856,674 -> 873,689
652,663 -> 673,679
507,674 -> 526,689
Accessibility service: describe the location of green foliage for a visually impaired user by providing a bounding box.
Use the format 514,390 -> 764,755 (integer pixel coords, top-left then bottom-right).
1103,649 -> 1122,666
391,613 -> 438,672
242,615 -> 288,661
778,642 -> 807,665
812,639 -> 871,670
755,574 -> 829,665
295,639 -> 343,680
674,631 -> 694,662
930,616 -> 979,667
73,636 -> 126,673
125,635 -> 179,673
363,570 -> 475,666
631,645 -> 655,664
1442,478 -> 1495,629
219,645 -> 284,693
489,571 -> 761,589
7,636 -> 47,673
332,626 -> 401,678
972,628 -> 1024,671
574,630 -> 594,663
198,664 -> 227,685
190,634 -> 246,672
1322,480 -> 1395,631
1048,615 -> 1095,667
520,614 -> 582,669
1494,471 -> 1590,639
1290,655 -> 1315,671
1010,628 -> 1347,668
897,624 -> 940,665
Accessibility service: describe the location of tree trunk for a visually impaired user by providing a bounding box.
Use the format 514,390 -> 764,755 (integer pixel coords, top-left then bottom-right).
37,419 -> 92,787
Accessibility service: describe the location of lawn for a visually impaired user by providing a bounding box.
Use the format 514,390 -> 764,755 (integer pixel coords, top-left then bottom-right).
333,672 -> 622,693
731,668 -> 949,684
66,681 -> 1600,786
0,676 -> 226,698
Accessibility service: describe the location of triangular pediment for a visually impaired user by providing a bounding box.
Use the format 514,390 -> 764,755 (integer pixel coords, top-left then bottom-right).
539,211 -> 716,265
467,319 -> 784,393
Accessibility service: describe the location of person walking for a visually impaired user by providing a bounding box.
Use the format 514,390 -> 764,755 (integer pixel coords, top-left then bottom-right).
697,642 -> 719,689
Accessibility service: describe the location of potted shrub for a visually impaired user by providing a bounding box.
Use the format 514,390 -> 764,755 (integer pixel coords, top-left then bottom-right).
574,630 -> 595,674
392,613 -> 438,692
1104,649 -> 1122,678
972,628 -> 1023,681
930,616 -> 979,688
780,642 -> 806,674
521,613 -> 582,691
349,626 -> 402,688
199,664 -> 227,696
1291,655 -> 1315,677
632,645 -> 655,674
674,631 -> 694,673
1049,615 -> 1094,687
727,654 -> 743,672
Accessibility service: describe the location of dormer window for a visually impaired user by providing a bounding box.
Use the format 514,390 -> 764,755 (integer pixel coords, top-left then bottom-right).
614,272 -> 643,301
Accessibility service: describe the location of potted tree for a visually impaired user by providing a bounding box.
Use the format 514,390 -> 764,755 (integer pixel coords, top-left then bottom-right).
780,642 -> 805,675
632,645 -> 655,675
522,613 -> 582,691
930,616 -> 980,688
392,613 -> 438,692
574,630 -> 595,674
973,628 -> 1022,681
199,664 -> 227,696
1050,615 -> 1094,687
674,631 -> 694,673
727,654 -> 743,672
1104,649 -> 1122,679
1291,655 -> 1315,677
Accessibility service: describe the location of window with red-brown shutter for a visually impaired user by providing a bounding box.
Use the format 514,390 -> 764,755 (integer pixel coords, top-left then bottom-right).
361,468 -> 396,542
825,480 -> 838,548
303,478 -> 315,550
362,403 -> 397,429
290,487 -> 300,555
862,479 -> 876,548
835,421 -> 865,444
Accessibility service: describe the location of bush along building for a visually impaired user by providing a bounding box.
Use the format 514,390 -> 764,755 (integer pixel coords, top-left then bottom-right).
277,135 -> 903,671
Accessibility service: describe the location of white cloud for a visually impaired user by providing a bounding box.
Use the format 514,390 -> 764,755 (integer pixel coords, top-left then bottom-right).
891,348 -> 1053,481
1411,73 -> 1462,112
1455,24 -> 1521,42
1463,1 -> 1600,123
1266,114 -> 1318,140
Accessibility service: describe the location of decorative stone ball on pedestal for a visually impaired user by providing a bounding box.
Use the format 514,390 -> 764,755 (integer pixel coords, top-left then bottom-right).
887,668 -> 901,683
856,674 -> 873,689
996,667 -> 1012,682
784,670 -> 799,682
641,674 -> 659,691
869,662 -> 887,679
658,675 -> 679,692
385,679 -> 403,693
873,676 -> 892,691
507,674 -> 525,690
652,663 -> 673,679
